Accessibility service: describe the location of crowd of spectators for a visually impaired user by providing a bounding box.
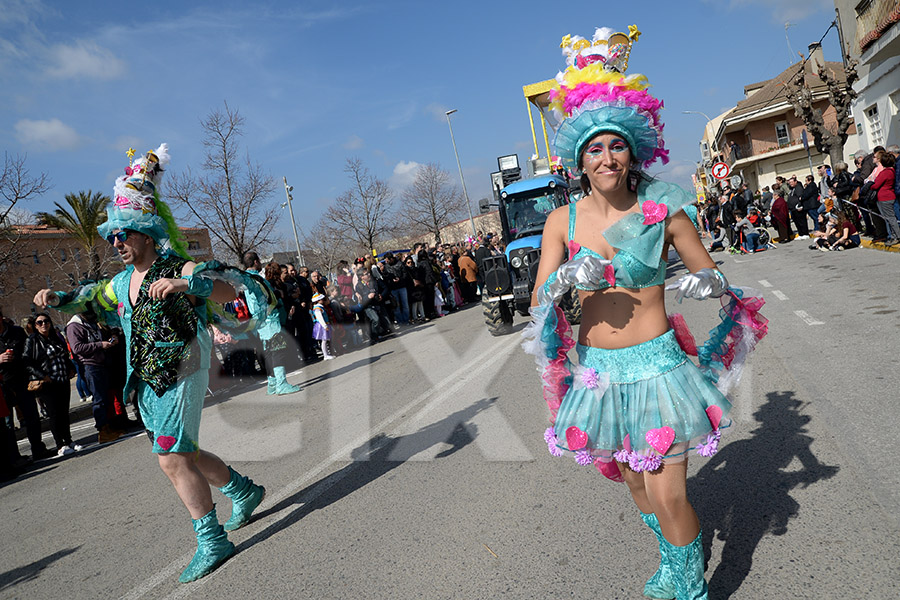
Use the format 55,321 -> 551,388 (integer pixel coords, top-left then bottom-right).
697,145 -> 899,253
213,237 -> 505,378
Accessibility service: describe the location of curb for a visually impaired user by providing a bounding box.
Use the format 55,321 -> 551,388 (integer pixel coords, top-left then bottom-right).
861,239 -> 900,253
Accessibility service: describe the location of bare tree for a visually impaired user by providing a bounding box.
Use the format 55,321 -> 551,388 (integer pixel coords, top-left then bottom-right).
322,158 -> 394,254
166,102 -> 278,264
783,56 -> 859,166
301,216 -> 366,273
399,163 -> 466,245
0,153 -> 52,292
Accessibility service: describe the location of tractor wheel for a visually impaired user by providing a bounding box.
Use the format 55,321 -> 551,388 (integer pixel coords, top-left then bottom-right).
559,289 -> 582,325
483,293 -> 513,336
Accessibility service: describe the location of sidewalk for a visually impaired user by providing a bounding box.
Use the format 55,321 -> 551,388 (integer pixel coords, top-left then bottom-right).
862,238 -> 900,253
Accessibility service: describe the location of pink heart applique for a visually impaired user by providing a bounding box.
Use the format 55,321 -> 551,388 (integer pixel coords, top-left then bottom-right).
596,460 -> 624,482
706,406 -> 723,431
645,427 -> 675,455
156,435 -> 176,451
567,240 -> 582,258
623,433 -> 632,452
565,426 -> 588,451
641,200 -> 668,225
603,264 -> 615,287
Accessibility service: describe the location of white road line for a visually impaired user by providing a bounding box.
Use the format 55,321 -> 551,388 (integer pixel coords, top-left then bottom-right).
758,279 -> 772,288
795,310 -> 824,325
772,290 -> 789,301
124,333 -> 522,600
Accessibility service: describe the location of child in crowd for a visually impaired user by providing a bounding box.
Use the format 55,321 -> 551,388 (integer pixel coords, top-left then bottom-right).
708,223 -> 727,252
311,293 -> 335,360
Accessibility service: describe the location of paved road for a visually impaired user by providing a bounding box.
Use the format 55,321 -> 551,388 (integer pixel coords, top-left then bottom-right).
2,240 -> 898,599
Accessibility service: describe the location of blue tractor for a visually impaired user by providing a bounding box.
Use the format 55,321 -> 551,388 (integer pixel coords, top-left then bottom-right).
481,174 -> 582,335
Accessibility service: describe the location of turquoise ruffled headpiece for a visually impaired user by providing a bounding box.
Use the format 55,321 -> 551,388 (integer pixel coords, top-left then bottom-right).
554,105 -> 660,175
98,206 -> 169,243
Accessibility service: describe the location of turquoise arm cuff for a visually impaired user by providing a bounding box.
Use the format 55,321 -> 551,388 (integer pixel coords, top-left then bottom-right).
182,274 -> 214,298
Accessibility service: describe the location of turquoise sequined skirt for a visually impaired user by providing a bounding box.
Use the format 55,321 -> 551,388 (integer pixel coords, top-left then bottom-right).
552,329 -> 732,462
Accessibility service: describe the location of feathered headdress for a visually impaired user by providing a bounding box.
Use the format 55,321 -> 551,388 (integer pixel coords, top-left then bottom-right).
550,25 -> 669,176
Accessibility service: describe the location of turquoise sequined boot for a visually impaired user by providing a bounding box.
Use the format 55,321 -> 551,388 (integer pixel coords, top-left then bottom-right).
640,512 -> 675,599
266,376 -> 276,394
219,466 -> 266,532
272,366 -> 301,395
661,531 -> 708,600
179,506 -> 235,583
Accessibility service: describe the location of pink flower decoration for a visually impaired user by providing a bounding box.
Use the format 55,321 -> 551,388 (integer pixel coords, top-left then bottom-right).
124,166 -> 134,176
641,200 -> 668,225
581,367 -> 600,389
575,449 -> 594,466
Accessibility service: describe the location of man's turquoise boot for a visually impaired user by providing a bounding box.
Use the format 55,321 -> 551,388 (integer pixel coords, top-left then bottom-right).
272,366 -> 301,395
639,511 -> 675,600
218,466 -> 266,532
179,506 -> 235,583
661,531 -> 708,600
266,376 -> 276,394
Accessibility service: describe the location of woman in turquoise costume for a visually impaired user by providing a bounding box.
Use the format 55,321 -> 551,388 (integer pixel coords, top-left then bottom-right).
33,145 -> 275,583
522,27 -> 767,599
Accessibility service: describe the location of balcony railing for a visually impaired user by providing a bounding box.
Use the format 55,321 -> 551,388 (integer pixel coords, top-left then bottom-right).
856,0 -> 900,53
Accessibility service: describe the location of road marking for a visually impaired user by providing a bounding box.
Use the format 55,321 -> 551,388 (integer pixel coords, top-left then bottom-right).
758,279 -> 772,288
772,290 -> 789,301
124,332 -> 522,600
795,310 -> 824,325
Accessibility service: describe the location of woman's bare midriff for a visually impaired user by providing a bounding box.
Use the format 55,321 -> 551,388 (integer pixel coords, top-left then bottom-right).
577,285 -> 670,349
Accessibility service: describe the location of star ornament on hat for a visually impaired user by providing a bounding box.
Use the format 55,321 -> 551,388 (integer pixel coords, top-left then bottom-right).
550,25 -> 669,177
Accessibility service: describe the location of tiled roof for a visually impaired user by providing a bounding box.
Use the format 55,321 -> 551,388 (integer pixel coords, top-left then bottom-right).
727,60 -> 846,120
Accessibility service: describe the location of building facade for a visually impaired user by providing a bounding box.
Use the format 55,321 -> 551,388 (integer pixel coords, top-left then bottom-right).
835,0 -> 900,151
709,44 -> 859,194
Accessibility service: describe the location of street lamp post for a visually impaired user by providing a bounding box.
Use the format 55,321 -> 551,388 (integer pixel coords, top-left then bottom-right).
445,109 -> 478,239
282,176 -> 304,267
683,110 -> 717,153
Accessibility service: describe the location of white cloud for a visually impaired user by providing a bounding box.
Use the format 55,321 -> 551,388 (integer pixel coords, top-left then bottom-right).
14,117 -> 82,150
343,135 -> 364,150
44,40 -> 126,80
391,160 -> 422,188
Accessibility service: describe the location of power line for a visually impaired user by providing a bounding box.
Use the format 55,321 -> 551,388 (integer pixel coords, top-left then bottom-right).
720,20 -> 839,135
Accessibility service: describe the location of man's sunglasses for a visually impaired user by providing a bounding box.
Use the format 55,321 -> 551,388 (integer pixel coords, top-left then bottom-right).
106,230 -> 131,245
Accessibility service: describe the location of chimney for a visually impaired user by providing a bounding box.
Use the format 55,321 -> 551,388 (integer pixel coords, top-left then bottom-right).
807,42 -> 823,72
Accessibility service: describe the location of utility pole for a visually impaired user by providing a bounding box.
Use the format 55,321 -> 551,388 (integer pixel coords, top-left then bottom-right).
282,176 -> 304,267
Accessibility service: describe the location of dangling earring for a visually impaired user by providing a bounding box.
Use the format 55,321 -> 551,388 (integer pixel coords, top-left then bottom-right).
627,169 -> 640,193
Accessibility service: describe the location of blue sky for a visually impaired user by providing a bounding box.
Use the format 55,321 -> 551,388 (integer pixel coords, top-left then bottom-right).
1,0 -> 838,247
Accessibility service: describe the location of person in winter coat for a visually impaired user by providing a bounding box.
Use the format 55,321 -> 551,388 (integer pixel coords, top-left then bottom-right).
24,313 -> 78,457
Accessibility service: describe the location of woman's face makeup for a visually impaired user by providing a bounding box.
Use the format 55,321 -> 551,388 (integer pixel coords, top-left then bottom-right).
581,133 -> 632,193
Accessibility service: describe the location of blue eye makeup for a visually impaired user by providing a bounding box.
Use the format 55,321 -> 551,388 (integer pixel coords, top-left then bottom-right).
584,138 -> 628,159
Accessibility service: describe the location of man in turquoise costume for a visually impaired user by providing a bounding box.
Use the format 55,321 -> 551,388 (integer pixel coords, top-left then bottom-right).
33,145 -> 266,583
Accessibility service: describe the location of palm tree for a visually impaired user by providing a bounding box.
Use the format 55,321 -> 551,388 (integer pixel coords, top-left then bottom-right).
36,190 -> 110,279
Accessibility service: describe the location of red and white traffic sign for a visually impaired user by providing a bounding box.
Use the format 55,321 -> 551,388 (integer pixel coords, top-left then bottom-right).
711,162 -> 730,180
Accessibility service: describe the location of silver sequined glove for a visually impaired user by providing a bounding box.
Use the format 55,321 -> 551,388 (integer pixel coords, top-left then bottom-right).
666,268 -> 728,303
